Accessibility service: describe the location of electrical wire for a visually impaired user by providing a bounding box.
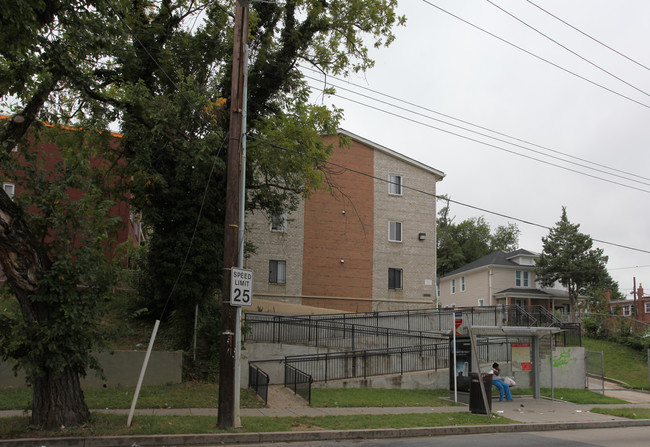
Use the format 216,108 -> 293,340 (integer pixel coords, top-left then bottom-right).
321,91 -> 650,194
300,64 -> 650,183
159,133 -> 228,321
304,73 -> 650,189
247,133 -> 650,255
526,0 -> 650,72
486,0 -> 650,98
420,0 -> 650,110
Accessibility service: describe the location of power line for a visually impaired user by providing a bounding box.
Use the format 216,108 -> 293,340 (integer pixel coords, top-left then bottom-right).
305,73 -> 650,189
320,90 -> 650,194
300,64 -> 650,183
526,0 -> 650,72
486,0 -> 650,98
247,133 -> 650,255
420,0 -> 650,110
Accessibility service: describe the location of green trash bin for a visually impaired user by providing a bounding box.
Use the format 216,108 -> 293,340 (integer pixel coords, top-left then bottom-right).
469,372 -> 492,414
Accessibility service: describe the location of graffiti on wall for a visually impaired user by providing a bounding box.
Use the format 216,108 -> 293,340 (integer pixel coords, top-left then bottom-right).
552,348 -> 577,369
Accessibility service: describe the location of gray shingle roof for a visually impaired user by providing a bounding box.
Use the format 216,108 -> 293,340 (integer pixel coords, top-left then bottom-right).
441,249 -> 538,278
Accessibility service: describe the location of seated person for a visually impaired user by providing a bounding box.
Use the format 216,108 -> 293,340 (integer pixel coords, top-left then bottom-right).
489,362 -> 512,401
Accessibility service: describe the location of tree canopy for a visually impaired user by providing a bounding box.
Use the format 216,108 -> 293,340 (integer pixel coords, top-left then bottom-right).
437,201 -> 520,276
535,207 -> 612,314
0,0 -> 404,429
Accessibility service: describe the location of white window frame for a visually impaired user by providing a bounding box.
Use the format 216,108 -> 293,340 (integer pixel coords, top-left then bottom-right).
460,276 -> 466,292
451,279 -> 456,294
478,298 -> 485,307
388,174 -> 402,195
388,268 -> 403,290
622,305 -> 631,317
269,260 -> 286,284
3,183 -> 15,199
270,213 -> 287,232
388,221 -> 402,242
645,302 -> 650,313
515,270 -> 529,287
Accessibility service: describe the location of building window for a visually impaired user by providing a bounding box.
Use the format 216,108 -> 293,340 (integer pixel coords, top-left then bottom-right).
478,298 -> 485,307
451,279 -> 456,294
270,213 -> 287,232
388,268 -> 403,290
389,221 -> 402,242
269,260 -> 286,284
622,305 -> 631,316
515,270 -> 529,287
388,174 -> 402,195
645,302 -> 650,313
3,183 -> 15,199
460,276 -> 466,292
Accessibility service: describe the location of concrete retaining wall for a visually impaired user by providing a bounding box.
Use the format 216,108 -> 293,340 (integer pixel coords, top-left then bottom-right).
245,343 -> 587,391
0,351 -> 182,389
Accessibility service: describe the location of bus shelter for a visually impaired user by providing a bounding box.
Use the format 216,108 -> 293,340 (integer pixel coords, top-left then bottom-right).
451,324 -> 562,417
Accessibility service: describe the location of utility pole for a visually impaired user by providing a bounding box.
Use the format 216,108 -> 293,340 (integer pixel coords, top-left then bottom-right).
218,0 -> 249,430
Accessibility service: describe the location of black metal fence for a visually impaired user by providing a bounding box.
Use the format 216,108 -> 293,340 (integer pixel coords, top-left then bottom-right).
248,363 -> 270,404
284,343 -> 448,383
285,364 -> 313,404
244,313 -> 446,351
284,305 -> 536,332
282,336 -> 527,384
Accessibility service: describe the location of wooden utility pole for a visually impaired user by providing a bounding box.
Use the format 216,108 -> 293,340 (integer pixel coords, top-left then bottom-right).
218,0 -> 249,430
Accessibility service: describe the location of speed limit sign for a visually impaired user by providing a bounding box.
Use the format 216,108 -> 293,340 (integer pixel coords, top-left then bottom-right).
230,268 -> 253,307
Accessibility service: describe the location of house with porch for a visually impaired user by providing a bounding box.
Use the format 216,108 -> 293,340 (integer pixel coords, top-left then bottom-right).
437,249 -> 570,312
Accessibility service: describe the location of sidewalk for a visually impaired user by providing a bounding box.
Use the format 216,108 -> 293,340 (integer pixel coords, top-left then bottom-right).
2,391 -> 650,446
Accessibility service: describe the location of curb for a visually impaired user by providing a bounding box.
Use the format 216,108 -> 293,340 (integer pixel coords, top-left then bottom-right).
2,419 -> 650,446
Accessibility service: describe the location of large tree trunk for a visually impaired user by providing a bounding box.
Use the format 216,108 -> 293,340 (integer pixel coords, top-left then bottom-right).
31,365 -> 90,429
0,180 -> 90,429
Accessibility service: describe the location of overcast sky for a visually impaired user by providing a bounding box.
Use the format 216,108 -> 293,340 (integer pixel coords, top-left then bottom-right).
307,0 -> 650,297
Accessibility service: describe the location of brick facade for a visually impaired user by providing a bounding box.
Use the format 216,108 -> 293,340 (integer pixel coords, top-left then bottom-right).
246,130 -> 445,312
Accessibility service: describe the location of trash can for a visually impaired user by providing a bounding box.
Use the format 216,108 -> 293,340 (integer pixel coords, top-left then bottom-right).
469,372 -> 492,414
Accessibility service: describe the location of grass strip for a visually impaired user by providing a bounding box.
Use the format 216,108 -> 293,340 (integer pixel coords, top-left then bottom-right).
310,388 -> 461,407
0,383 -> 264,411
511,388 -> 628,405
0,411 -> 515,439
590,407 -> 650,419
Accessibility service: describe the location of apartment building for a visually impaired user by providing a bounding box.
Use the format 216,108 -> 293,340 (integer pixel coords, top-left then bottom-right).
245,130 -> 445,312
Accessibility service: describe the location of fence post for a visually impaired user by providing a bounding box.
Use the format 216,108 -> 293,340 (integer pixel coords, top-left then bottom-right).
400,347 -> 404,375
273,316 -> 278,343
352,325 -> 355,351
367,350 -> 370,379
324,353 -> 328,383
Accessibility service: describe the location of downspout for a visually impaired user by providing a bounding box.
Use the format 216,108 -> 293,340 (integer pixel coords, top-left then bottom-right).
488,268 -> 493,306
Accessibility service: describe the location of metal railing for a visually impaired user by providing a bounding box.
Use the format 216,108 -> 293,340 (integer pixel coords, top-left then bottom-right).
248,363 -> 270,404
284,342 -> 449,383
285,364 -> 313,404
282,336 -> 523,384
244,313 -> 447,351
283,305 -> 535,332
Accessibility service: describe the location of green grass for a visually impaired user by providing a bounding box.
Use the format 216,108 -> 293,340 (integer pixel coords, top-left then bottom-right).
511,388 -> 627,404
311,387 -> 461,407
0,412 -> 515,439
583,337 -> 650,389
590,407 -> 650,419
0,383 -> 265,411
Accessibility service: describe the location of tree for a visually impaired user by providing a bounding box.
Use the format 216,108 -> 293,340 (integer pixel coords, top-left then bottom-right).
437,201 -> 520,276
535,207 -> 610,316
0,0 -> 404,427
0,123 -> 123,429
